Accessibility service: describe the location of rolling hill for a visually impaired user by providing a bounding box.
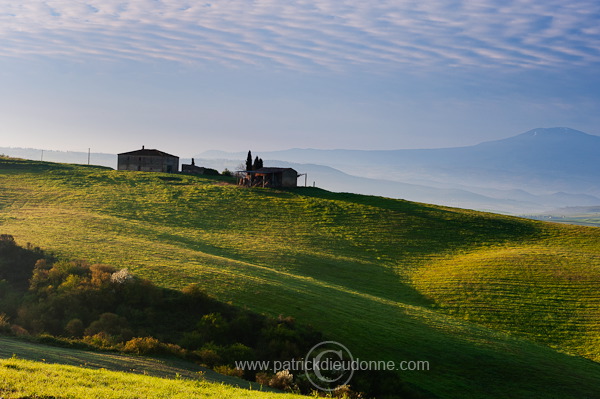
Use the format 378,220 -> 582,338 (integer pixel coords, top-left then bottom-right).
4,127 -> 600,215
0,157 -> 599,398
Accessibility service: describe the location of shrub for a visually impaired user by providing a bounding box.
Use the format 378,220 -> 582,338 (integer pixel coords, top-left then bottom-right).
90,264 -> 116,287
196,313 -> 229,344
123,336 -> 162,355
83,332 -> 120,349
110,268 -> 134,285
10,324 -> 28,336
193,346 -> 222,368
65,318 -> 85,338
85,312 -> 131,340
269,369 -> 296,392
0,313 -> 11,334
332,384 -> 361,398
161,342 -> 186,357
0,281 -> 21,318
255,372 -> 271,386
214,365 -> 244,378
220,342 -> 255,365
123,336 -> 186,358
179,331 -> 205,350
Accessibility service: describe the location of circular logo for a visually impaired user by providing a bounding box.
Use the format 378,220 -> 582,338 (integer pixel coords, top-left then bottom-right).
304,340 -> 354,391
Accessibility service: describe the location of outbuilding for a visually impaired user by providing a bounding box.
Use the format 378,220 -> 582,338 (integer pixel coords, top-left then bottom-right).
239,167 -> 299,188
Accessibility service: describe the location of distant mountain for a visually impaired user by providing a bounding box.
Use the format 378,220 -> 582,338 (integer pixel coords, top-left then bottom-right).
197,128 -> 600,213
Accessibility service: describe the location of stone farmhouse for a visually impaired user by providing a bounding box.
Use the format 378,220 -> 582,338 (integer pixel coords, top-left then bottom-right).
117,147 -> 179,173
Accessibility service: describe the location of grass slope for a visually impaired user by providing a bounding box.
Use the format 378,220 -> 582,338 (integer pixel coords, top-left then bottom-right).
1,158 -> 599,398
0,347 -> 297,399
0,336 -> 260,388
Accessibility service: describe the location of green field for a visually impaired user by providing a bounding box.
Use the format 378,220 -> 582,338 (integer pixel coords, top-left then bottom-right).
1,157 -> 599,398
0,337 -> 297,399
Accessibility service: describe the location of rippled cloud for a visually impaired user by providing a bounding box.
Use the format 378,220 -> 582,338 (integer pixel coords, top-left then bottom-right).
1,0 -> 599,73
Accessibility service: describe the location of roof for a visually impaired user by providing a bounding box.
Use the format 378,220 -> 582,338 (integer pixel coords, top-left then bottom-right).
118,148 -> 178,158
246,167 -> 297,174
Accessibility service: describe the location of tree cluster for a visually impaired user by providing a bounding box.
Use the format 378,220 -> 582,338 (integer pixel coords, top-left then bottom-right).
246,151 -> 263,171
0,236 -> 323,385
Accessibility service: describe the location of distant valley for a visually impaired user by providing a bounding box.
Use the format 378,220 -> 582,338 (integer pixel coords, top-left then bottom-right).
196,127 -> 600,215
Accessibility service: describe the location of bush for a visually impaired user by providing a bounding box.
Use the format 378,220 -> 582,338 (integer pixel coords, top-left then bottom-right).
255,372 -> 271,386
332,384 -> 361,398
110,268 -> 133,285
65,318 -> 84,338
85,312 -> 132,341
90,264 -> 116,287
83,332 -> 121,349
0,281 -> 21,319
10,324 -> 28,336
220,342 -> 255,364
123,336 -> 162,355
269,369 -> 296,392
0,313 -> 11,334
179,331 -> 205,350
196,313 -> 229,344
214,365 -> 244,378
193,346 -> 222,368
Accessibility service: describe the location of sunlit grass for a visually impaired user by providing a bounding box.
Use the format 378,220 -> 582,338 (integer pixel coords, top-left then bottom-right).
0,336 -> 262,389
1,157 -> 599,398
0,357 -> 299,399
411,226 -> 600,361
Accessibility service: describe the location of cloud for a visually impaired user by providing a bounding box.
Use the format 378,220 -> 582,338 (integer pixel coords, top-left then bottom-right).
0,0 -> 599,73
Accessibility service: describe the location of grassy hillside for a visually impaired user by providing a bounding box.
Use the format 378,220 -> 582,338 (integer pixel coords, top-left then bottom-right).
0,337 -> 298,399
1,157 -> 599,398
0,336 -> 258,388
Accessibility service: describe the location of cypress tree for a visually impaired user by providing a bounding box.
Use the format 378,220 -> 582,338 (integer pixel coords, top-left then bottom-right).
246,151 -> 253,171
253,156 -> 263,170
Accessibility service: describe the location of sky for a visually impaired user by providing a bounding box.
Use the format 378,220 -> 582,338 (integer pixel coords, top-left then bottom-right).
1,0 -> 600,156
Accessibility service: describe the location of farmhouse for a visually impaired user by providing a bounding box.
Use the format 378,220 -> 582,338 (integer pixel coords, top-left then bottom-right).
239,167 -> 299,188
117,147 -> 179,173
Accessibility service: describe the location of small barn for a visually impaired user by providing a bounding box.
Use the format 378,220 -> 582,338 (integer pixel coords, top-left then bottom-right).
240,167 -> 298,188
182,164 -> 208,174
117,147 -> 179,173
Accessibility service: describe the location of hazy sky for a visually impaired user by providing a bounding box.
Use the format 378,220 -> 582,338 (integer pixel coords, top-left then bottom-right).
1,0 -> 600,156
